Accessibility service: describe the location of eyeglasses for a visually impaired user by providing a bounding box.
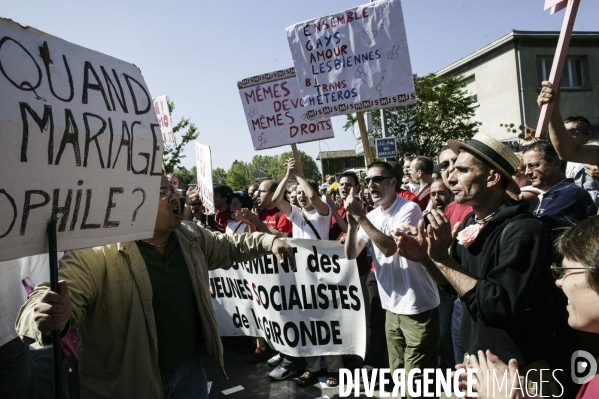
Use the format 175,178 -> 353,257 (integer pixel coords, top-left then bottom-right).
365,176 -> 392,185
159,187 -> 177,200
568,128 -> 584,136
550,264 -> 589,280
439,158 -> 457,171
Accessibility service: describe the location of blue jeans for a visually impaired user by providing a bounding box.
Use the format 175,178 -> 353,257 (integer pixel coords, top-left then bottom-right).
438,288 -> 457,368
30,347 -> 71,399
451,299 -> 467,365
0,337 -> 37,399
161,349 -> 208,399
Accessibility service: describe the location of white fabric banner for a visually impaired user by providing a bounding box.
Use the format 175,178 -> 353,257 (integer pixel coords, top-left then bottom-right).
237,68 -> 334,150
0,19 -> 162,262
286,0 -> 416,120
152,95 -> 175,148
210,238 -> 366,358
195,142 -> 214,214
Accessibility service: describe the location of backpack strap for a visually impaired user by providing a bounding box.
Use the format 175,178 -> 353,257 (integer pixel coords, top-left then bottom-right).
302,213 -> 321,240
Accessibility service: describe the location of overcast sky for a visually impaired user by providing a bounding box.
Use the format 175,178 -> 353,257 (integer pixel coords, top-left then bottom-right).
3,0 -> 598,172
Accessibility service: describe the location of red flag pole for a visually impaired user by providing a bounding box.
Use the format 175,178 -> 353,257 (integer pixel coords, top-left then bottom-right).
535,0 -> 581,138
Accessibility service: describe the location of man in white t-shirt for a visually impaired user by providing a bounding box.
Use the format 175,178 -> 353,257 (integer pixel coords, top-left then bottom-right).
344,161 -> 439,396
272,158 -> 341,387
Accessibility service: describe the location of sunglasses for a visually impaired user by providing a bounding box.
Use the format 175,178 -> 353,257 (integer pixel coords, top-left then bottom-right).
568,128 -> 584,136
365,176 -> 392,185
189,202 -> 203,207
550,264 -> 589,280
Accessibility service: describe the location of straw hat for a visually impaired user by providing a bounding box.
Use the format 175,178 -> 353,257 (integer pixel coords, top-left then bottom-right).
448,133 -> 521,195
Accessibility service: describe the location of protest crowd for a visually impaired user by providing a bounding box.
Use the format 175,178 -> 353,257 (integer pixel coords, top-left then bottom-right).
2,81 -> 599,399
1,0 -> 599,395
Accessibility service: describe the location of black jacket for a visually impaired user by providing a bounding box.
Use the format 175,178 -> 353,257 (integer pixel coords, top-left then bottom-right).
450,201 -> 558,366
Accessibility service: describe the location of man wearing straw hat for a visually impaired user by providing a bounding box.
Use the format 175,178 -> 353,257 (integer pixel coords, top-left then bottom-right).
395,133 -> 563,394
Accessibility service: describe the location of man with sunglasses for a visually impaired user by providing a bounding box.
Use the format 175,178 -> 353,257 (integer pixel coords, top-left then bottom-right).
17,174 -> 296,399
344,162 -> 440,397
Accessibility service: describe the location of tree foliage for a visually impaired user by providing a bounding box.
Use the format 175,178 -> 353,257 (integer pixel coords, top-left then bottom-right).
163,99 -> 200,173
344,73 -> 480,158
225,160 -> 254,191
212,167 -> 227,185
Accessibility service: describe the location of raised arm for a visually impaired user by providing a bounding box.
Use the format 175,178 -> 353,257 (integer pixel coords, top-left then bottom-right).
539,81 -> 599,164
345,187 -> 396,257
272,162 -> 292,216
344,213 -> 367,260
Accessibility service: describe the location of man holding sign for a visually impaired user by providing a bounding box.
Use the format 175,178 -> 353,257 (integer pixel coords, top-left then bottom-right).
16,175 -> 296,398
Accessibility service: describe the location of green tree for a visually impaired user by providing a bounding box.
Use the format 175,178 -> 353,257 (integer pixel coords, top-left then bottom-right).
163,99 -> 200,173
212,167 -> 227,185
225,160 -> 254,191
344,73 -> 480,159
248,155 -> 270,181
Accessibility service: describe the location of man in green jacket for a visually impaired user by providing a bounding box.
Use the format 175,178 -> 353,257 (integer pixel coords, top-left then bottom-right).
16,175 -> 295,399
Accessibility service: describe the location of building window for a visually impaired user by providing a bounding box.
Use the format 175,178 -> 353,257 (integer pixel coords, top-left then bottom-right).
461,75 -> 478,104
536,57 -> 585,88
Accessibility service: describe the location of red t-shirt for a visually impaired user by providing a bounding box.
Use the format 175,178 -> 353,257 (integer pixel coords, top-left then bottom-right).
214,207 -> 233,233
576,374 -> 599,399
259,207 -> 292,234
444,201 -> 473,230
415,185 -> 431,211
397,189 -> 419,204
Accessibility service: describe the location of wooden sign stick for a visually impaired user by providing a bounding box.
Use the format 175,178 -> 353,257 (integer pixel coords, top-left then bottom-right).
356,112 -> 373,166
290,143 -> 305,175
535,0 -> 581,138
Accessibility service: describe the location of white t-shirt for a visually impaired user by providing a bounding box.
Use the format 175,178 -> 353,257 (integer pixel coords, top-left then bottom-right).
225,220 -> 248,235
357,196 -> 439,315
0,254 -> 63,346
287,204 -> 331,240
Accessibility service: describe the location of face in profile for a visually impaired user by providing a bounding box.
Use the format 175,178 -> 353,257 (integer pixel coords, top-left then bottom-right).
557,258 -> 599,333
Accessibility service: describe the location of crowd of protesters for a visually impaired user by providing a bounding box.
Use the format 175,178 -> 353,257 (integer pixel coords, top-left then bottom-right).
2,83 -> 599,399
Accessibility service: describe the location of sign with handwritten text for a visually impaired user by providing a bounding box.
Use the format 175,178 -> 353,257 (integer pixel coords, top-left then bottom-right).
237,68 -> 334,150
286,0 -> 416,120
195,142 -> 214,214
0,19 -> 162,261
153,95 -> 175,148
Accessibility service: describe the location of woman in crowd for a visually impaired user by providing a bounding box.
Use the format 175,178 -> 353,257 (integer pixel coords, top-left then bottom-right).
463,216 -> 599,398
183,188 -> 206,227
225,193 -> 250,235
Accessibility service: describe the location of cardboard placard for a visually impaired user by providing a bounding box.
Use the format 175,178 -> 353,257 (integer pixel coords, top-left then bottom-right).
286,0 -> 416,120
195,142 -> 214,214
0,19 -> 162,262
153,95 -> 175,148
238,68 -> 334,150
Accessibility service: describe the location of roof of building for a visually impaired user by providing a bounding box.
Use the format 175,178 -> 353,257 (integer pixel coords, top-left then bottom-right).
316,150 -> 357,160
436,30 -> 599,76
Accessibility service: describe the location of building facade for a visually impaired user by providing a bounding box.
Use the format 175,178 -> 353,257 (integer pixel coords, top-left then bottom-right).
436,30 -> 599,147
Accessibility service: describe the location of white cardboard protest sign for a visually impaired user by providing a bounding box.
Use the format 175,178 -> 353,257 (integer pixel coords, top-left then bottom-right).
209,239 -> 366,358
0,19 -> 162,262
195,142 -> 214,214
286,0 -> 416,120
237,67 -> 334,150
152,95 -> 175,148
